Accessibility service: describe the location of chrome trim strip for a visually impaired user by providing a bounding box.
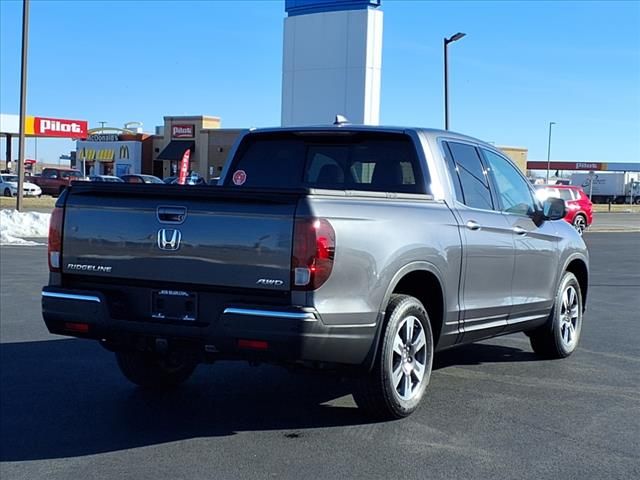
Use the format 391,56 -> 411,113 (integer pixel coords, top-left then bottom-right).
223,308 -> 317,321
42,291 -> 101,303
328,322 -> 376,328
463,313 -> 506,324
463,319 -> 507,332
507,314 -> 548,324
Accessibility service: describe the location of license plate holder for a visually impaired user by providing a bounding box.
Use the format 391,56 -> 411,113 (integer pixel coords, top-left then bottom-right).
151,290 -> 197,321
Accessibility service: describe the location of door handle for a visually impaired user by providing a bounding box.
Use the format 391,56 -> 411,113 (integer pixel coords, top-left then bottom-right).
466,220 -> 481,231
513,226 -> 527,236
157,206 -> 187,224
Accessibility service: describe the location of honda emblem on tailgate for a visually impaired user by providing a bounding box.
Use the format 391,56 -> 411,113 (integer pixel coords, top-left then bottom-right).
157,229 -> 182,251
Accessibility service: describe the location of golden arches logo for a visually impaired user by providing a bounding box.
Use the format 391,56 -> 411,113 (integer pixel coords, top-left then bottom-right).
119,145 -> 129,159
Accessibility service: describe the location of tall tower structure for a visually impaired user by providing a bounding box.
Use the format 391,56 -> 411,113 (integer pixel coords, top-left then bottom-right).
281,0 -> 383,126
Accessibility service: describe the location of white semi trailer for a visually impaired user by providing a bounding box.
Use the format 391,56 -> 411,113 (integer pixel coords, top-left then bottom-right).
571,172 -> 640,204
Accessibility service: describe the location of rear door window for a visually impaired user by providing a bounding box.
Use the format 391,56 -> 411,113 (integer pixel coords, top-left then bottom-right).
445,141 -> 494,210
227,133 -> 428,194
558,189 -> 574,201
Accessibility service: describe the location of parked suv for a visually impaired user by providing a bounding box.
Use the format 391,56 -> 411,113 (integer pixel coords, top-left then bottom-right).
42,126 -> 589,419
33,168 -> 86,196
536,185 -> 593,235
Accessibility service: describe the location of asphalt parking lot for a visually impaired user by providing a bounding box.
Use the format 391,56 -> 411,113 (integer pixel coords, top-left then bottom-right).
1,233 -> 638,480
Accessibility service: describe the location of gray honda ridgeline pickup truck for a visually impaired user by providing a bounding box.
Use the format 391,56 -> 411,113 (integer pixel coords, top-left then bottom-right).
42,126 -> 588,419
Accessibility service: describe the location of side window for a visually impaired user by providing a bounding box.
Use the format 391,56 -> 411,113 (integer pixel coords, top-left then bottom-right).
554,189 -> 573,201
350,161 -> 376,184
441,143 -> 464,202
481,149 -> 536,216
446,142 -> 494,210
43,170 -> 55,178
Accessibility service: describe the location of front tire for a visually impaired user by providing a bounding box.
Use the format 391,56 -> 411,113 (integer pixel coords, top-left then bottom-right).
3,188 -> 13,197
353,294 -> 434,419
529,272 -> 583,359
115,351 -> 197,389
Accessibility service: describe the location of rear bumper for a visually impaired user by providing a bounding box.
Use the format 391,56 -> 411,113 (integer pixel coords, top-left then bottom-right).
42,287 -> 376,367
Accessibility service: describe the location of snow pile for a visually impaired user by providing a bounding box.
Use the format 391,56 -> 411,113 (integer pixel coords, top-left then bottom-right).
0,209 -> 50,246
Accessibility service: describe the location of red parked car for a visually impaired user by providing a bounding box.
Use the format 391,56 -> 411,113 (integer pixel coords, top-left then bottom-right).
536,185 -> 593,235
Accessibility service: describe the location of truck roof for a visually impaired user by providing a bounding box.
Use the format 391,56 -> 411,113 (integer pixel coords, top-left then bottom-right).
248,125 -> 493,149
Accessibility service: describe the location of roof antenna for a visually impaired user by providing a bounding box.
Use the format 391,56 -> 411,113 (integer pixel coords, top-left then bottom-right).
333,114 -> 350,126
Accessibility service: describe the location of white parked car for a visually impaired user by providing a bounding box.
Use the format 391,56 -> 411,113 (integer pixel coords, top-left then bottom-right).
0,174 -> 42,197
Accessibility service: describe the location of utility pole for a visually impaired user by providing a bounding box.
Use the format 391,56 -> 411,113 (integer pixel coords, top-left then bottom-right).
16,0 -> 30,212
444,32 -> 466,130
546,121 -> 556,184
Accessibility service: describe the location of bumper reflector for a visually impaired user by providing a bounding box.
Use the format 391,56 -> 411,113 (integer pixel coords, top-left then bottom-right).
64,322 -> 90,333
237,339 -> 268,350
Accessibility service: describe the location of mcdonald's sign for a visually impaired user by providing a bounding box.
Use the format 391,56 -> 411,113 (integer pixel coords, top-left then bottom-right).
119,144 -> 129,159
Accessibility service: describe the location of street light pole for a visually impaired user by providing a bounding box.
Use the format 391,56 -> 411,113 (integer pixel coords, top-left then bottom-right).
546,121 -> 556,183
16,0 -> 30,212
444,32 -> 466,130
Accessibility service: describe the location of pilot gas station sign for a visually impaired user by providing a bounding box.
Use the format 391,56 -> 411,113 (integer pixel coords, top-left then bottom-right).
25,116 -> 88,138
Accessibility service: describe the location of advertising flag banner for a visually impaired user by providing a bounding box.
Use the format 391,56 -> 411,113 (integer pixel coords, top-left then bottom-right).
178,149 -> 191,185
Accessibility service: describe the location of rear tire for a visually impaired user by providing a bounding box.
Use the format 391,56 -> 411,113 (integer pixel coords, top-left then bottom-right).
353,294 -> 434,420
572,214 -> 587,235
529,272 -> 583,359
115,351 -> 197,389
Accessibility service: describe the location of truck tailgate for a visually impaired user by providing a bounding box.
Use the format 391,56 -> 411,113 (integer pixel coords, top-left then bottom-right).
61,184 -> 301,291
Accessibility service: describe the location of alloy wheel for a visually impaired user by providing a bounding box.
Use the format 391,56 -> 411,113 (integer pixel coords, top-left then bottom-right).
573,215 -> 587,235
390,315 -> 428,401
559,285 -> 580,350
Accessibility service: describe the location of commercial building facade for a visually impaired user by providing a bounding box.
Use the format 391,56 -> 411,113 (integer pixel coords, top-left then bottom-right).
76,130 -> 154,177
152,116 -> 243,180
497,145 -> 528,172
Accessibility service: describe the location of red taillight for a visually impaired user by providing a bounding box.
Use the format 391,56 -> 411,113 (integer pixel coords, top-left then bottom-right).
237,339 -> 269,350
48,207 -> 63,272
64,322 -> 89,333
292,218 -> 335,290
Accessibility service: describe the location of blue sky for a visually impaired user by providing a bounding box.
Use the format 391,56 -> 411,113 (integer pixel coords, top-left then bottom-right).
1,0 -> 639,164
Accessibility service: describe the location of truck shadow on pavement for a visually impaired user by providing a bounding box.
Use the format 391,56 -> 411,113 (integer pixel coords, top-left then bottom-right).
0,337 -> 538,462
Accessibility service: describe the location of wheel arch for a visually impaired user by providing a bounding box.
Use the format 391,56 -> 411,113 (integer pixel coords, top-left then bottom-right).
363,262 -> 446,371
564,256 -> 589,312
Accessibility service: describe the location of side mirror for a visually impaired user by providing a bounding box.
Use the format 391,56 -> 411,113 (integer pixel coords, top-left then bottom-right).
543,197 -> 566,221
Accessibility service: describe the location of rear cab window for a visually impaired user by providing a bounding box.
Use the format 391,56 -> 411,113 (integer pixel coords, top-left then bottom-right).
225,132 -> 429,194
60,170 -> 83,179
